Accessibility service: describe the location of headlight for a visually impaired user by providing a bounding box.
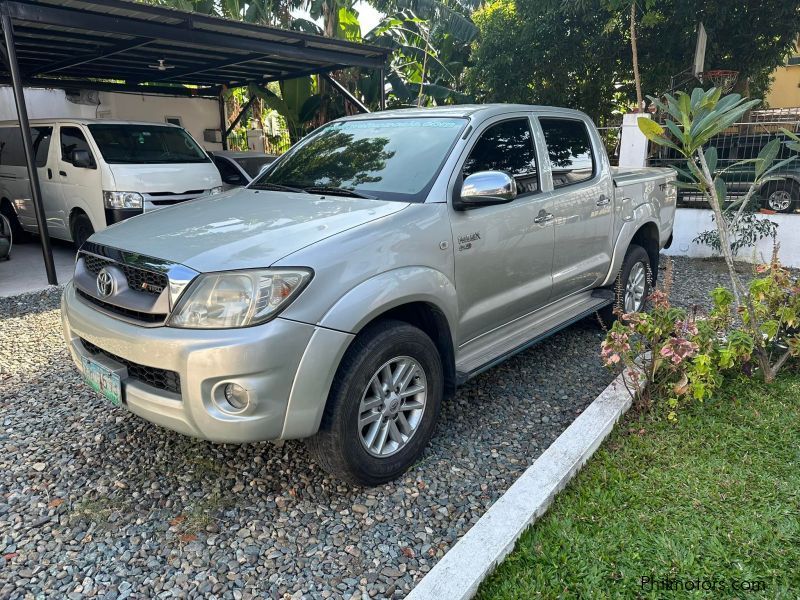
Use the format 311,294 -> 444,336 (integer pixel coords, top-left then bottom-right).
168,268 -> 313,329
209,186 -> 223,195
103,191 -> 143,209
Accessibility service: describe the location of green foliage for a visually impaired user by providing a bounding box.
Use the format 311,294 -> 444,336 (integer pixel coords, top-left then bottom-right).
600,261 -> 752,419
693,210 -> 778,256
467,0 -> 800,123
250,79 -> 321,143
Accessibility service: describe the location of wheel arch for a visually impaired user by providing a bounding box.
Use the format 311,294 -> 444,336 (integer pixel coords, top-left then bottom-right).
280,268 -> 459,440
602,219 -> 662,287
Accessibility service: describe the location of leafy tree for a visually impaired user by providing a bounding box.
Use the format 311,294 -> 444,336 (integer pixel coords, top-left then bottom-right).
467,0 -> 800,122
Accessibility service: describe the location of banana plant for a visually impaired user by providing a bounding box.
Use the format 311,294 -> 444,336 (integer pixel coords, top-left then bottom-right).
250,79 -> 321,143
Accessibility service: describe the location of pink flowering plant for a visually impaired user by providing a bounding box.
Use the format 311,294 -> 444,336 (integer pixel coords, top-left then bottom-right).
600,259 -> 753,420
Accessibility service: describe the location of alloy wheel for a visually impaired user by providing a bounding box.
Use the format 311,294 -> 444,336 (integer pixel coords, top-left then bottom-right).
624,261 -> 647,313
357,356 -> 427,457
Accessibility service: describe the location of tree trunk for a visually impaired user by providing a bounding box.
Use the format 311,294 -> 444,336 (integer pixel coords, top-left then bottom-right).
630,1 -> 643,111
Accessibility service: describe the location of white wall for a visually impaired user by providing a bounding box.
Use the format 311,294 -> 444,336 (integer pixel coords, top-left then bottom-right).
663,208 -> 800,267
0,87 -> 223,151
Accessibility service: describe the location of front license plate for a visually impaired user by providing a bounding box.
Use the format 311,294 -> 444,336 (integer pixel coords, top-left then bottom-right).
81,355 -> 122,406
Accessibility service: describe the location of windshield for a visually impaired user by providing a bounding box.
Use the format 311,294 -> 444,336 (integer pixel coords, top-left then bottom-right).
234,155 -> 276,178
253,117 -> 467,202
87,124 -> 210,164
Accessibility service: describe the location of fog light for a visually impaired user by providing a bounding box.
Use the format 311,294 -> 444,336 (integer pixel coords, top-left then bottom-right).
223,383 -> 249,411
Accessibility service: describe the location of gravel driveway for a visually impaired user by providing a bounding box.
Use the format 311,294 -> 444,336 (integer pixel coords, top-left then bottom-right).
0,256 -> 733,599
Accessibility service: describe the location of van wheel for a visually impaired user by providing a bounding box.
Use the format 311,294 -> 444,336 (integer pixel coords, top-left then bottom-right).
0,200 -> 29,242
306,320 -> 443,486
598,244 -> 651,325
71,213 -> 94,250
763,181 -> 797,213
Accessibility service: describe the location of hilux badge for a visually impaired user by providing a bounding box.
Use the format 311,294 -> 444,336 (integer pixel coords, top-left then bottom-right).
96,268 -> 115,298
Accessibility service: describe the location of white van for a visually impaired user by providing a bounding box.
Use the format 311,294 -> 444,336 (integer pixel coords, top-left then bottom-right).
0,119 -> 223,248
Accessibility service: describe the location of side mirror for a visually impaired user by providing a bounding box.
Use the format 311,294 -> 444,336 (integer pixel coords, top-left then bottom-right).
454,171 -> 517,211
71,149 -> 93,169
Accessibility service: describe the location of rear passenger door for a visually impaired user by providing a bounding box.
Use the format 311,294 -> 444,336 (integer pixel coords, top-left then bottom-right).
450,116 -> 555,343
538,117 -> 614,300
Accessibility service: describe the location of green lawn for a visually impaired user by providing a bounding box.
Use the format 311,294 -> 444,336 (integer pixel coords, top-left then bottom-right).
477,372 -> 800,599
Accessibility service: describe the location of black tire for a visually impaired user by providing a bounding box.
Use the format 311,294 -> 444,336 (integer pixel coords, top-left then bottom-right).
598,244 -> 651,326
305,319 -> 444,486
762,181 -> 798,213
71,212 -> 94,251
0,199 -> 30,243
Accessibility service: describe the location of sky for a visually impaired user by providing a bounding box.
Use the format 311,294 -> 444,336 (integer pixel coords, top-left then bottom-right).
292,1 -> 383,36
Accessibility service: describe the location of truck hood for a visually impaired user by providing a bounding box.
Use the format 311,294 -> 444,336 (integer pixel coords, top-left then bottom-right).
90,189 -> 409,272
109,162 -> 221,193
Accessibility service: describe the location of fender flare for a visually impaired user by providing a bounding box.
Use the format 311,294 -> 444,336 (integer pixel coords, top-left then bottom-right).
318,265 -> 459,341
601,217 -> 661,287
280,267 -> 459,439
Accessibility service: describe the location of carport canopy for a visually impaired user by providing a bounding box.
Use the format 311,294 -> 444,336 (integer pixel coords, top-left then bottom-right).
0,0 -> 390,285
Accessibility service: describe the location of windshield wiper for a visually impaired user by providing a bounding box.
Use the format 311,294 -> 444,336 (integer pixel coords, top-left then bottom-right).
249,182 -> 307,193
302,186 -> 375,199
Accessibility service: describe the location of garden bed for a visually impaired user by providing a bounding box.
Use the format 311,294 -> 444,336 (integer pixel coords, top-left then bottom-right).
476,371 -> 800,598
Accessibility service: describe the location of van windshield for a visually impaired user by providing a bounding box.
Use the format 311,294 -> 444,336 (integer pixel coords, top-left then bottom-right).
252,117 -> 467,202
87,124 -> 210,164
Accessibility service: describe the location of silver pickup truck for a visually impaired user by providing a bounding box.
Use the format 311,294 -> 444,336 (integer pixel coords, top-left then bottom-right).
62,105 -> 675,485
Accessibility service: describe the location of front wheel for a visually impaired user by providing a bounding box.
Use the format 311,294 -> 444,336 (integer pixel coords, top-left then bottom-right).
305,320 -> 443,486
598,243 -> 651,325
71,213 -> 94,251
762,181 -> 798,213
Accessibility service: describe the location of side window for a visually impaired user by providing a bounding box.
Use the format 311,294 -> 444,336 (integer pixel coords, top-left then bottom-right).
60,126 -> 95,167
213,157 -> 246,185
0,127 -> 25,167
463,118 -> 539,195
32,127 -> 53,168
0,126 -> 53,168
540,118 -> 595,189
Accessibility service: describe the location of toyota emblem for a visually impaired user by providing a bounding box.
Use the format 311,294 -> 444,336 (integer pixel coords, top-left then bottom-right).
96,268 -> 115,298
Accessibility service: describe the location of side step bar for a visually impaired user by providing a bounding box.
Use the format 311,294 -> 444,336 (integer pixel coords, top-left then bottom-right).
455,289 -> 614,384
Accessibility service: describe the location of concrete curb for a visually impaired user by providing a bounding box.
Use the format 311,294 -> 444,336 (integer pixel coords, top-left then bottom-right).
406,370 -> 640,600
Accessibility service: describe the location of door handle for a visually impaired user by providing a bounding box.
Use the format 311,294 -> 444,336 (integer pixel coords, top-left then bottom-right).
47,168 -> 52,179
596,194 -> 611,206
533,211 -> 554,224
59,170 -> 67,177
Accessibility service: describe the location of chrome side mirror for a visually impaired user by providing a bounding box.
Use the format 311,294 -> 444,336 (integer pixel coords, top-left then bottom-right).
455,170 -> 517,210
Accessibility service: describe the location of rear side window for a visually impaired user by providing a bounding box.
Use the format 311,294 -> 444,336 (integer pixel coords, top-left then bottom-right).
0,126 -> 51,168
60,126 -> 95,167
540,118 -> 595,188
463,118 -> 539,195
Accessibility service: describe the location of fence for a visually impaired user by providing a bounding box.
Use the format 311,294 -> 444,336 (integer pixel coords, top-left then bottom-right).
596,124 -> 622,166
647,108 -> 800,212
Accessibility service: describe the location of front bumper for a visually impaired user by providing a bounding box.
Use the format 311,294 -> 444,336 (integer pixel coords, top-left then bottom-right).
61,282 -> 352,443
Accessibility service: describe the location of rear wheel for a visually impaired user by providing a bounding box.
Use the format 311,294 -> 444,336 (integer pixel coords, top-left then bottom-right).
762,181 -> 798,213
0,199 -> 29,242
305,320 -> 443,486
598,243 -> 651,325
71,213 -> 94,250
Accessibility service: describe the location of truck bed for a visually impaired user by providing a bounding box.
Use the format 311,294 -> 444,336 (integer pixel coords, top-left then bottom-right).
612,166 -> 675,187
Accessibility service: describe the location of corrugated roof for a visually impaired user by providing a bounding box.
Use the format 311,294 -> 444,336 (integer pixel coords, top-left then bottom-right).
0,0 -> 389,97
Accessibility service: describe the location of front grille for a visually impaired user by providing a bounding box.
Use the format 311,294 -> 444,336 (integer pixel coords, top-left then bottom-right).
77,289 -> 166,324
149,190 -> 205,196
81,253 -> 168,296
81,338 -> 181,396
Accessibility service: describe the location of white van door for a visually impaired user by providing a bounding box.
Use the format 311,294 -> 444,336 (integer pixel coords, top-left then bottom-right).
0,125 -> 56,234
56,124 -> 102,240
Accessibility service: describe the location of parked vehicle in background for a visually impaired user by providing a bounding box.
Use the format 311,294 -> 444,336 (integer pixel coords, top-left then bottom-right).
210,151 -> 277,188
62,104 -> 676,485
0,119 -> 223,249
652,131 -> 800,212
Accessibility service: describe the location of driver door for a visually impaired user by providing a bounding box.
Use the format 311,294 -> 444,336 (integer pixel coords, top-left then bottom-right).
56,125 -> 101,237
450,116 -> 555,344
